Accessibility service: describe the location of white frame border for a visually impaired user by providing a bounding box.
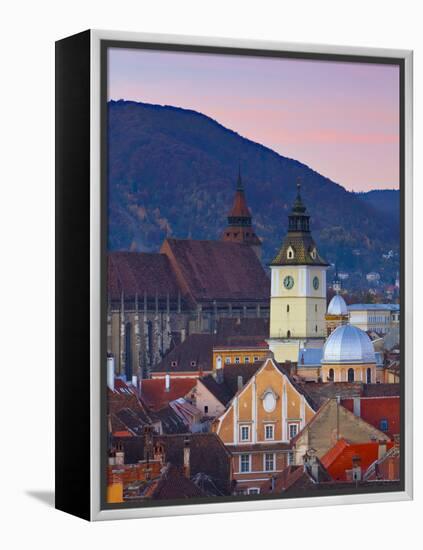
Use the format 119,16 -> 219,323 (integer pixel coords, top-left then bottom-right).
89,29 -> 413,521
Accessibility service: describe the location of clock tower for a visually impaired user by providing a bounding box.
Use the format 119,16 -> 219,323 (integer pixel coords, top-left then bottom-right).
268,179 -> 329,363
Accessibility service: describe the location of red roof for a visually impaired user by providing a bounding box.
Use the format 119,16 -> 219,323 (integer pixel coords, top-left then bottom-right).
162,238 -> 270,303
140,378 -> 196,411
341,396 -> 400,437
228,189 -> 252,218
108,251 -> 181,300
321,439 -> 394,481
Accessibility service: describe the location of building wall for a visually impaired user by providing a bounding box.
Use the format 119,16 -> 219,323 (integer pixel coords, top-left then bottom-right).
292,399 -> 390,464
269,265 -> 328,341
193,381 -> 227,417
212,348 -> 268,370
349,309 -> 399,334
320,362 -> 377,383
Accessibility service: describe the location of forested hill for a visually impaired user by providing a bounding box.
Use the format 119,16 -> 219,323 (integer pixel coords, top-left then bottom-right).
107,100 -> 400,286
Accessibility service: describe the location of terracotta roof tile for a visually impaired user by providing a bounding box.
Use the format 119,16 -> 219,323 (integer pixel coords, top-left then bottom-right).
162,238 -> 270,302
108,251 -> 181,300
140,378 -> 196,411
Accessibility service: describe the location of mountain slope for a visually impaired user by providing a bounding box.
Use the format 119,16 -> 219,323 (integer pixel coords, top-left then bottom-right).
107,100 -> 400,286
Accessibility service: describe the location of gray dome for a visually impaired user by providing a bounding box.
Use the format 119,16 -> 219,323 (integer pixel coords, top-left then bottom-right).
327,294 -> 348,316
322,324 -> 376,364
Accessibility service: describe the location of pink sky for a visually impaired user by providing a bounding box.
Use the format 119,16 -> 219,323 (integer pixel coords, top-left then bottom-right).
108,48 -> 400,192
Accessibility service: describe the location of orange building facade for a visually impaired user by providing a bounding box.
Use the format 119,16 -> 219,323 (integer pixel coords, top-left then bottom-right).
213,358 -> 315,494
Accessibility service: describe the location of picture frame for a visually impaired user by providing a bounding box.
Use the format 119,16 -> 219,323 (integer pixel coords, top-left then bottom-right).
55,29 -> 413,521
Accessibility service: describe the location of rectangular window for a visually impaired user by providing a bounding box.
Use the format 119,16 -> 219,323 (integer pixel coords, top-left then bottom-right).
288,423 -> 299,439
235,356 -> 240,364
204,405 -> 208,414
240,454 -> 251,473
240,425 -> 250,441
248,488 -> 260,495
379,419 -> 389,432
244,356 -> 250,363
264,453 -> 275,472
225,357 -> 231,364
287,451 -> 294,465
253,356 -> 259,362
265,424 -> 274,440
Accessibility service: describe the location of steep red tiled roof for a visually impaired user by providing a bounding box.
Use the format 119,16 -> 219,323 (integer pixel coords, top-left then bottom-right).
321,439 -> 394,481
108,251 -> 181,300
140,378 -> 196,411
341,396 -> 400,438
161,238 -> 270,303
228,189 -> 252,218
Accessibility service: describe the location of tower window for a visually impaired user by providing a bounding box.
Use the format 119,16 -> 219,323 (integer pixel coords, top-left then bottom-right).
315,304 -> 317,312
287,247 -> 294,259
315,325 -> 318,332
287,305 -> 290,313
287,330 -> 291,338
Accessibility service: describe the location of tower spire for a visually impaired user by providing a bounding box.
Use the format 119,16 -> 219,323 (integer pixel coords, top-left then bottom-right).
237,162 -> 243,191
221,166 -> 262,258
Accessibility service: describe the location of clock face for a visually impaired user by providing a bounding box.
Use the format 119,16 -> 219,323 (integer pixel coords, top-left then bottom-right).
283,275 -> 294,290
313,276 -> 319,290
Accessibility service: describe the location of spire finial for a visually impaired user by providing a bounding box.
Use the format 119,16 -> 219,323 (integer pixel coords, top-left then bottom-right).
237,162 -> 243,191
296,176 -> 302,198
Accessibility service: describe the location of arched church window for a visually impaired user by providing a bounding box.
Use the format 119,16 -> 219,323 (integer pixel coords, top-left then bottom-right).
287,246 -> 294,259
287,330 -> 291,338
328,368 -> 334,381
366,367 -> 372,383
125,322 -> 132,381
348,368 -> 355,382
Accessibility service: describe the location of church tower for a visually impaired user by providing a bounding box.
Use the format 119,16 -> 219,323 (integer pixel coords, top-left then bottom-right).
268,178 -> 329,363
221,167 -> 262,259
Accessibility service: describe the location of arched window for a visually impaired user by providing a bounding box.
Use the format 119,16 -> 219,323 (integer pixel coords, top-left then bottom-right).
287,330 -> 291,338
366,367 -> 372,383
287,305 -> 290,313
125,321 -> 132,381
315,304 -> 318,312
348,368 -> 355,382
315,325 -> 318,333
328,368 -> 334,381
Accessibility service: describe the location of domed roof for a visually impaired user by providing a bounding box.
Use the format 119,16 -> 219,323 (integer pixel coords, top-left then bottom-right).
322,324 -> 376,364
327,294 -> 348,316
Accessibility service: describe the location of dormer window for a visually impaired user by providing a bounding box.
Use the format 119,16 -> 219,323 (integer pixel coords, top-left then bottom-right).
171,360 -> 178,368
287,246 -> 295,260
190,360 -> 197,367
310,247 -> 317,260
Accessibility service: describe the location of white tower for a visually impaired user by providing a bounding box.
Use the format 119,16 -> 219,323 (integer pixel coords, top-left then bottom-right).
267,179 -> 329,363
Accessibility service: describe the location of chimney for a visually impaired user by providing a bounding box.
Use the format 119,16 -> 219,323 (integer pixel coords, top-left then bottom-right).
115,441 -> 125,465
154,443 -> 165,466
165,373 -> 171,392
183,437 -> 191,478
107,355 -> 115,392
353,397 -> 361,417
237,375 -> 243,391
351,455 -> 362,481
108,448 -> 116,466
378,439 -> 387,460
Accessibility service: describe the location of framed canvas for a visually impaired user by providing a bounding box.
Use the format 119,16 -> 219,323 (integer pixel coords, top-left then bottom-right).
55,29 -> 413,521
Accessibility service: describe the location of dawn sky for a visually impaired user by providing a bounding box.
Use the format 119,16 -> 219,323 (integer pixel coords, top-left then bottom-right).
108,48 -> 400,192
